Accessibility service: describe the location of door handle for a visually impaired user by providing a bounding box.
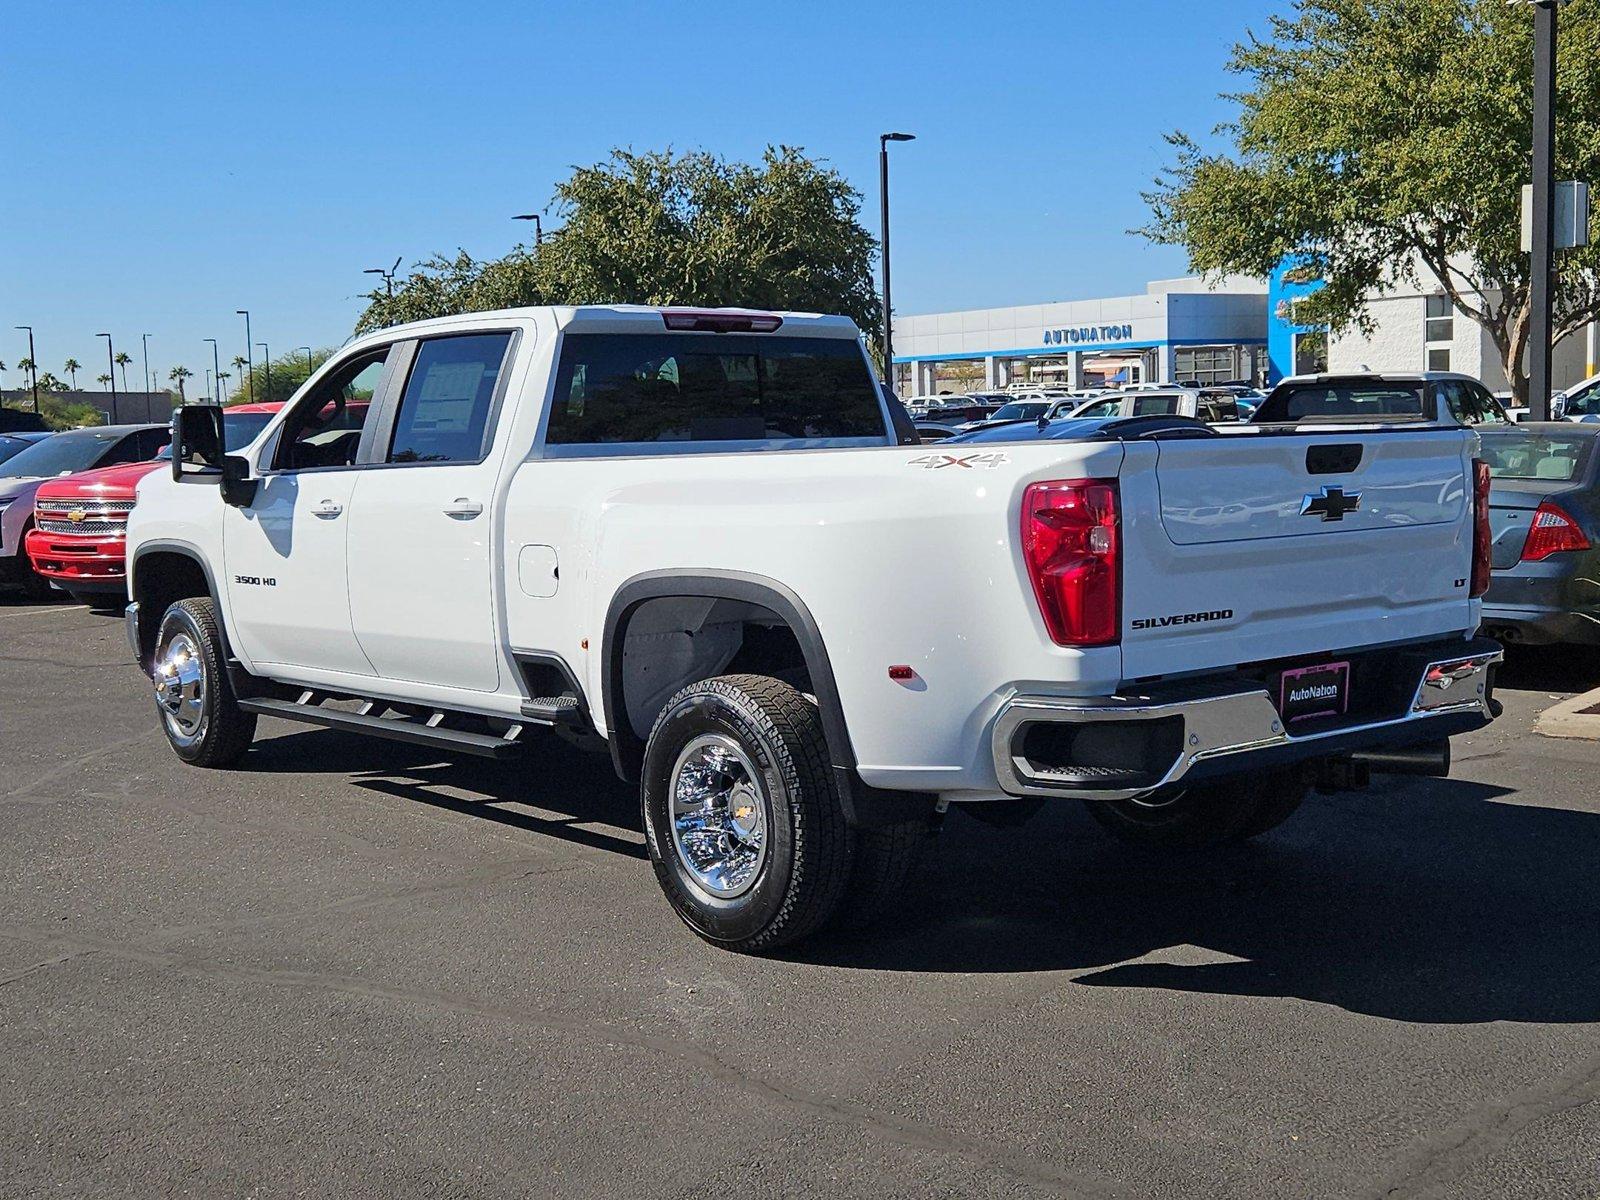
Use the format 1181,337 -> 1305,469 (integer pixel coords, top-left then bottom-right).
312,499 -> 344,518
444,498 -> 484,519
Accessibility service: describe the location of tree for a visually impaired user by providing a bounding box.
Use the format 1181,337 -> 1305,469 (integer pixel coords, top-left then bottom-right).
229,346 -> 337,404
168,365 -> 193,400
63,358 -> 81,389
17,357 -> 34,386
217,371 -> 231,403
356,146 -> 882,341
96,373 -> 112,390
114,351 -> 133,392
1142,0 -> 1600,404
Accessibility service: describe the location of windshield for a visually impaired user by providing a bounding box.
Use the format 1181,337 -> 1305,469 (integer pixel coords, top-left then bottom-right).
989,402 -> 1048,422
1480,432 -> 1597,482
0,435 -> 43,468
0,430 -> 123,479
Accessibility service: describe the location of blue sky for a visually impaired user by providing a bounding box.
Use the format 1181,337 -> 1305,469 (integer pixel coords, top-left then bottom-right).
2,0 -> 1282,391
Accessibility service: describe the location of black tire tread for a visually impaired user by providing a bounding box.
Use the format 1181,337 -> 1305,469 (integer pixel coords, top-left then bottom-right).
831,820 -> 932,932
646,674 -> 853,952
159,596 -> 256,768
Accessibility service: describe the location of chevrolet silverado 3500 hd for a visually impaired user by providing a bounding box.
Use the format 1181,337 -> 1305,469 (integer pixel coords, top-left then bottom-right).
125,306 -> 1500,951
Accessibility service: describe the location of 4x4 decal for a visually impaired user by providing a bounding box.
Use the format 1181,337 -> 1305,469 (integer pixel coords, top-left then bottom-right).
907,452 -> 1010,470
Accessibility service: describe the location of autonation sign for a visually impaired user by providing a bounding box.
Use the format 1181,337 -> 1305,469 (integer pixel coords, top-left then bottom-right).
1042,323 -> 1136,346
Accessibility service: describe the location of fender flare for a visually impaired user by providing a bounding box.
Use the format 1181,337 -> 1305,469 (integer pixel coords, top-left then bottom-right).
601,570 -> 857,785
128,539 -> 228,663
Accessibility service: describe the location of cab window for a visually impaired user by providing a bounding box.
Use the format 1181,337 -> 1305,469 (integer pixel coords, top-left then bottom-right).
272,350 -> 386,470
385,333 -> 512,464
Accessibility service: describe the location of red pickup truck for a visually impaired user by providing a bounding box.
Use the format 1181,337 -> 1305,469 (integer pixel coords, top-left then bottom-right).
25,404 -> 287,604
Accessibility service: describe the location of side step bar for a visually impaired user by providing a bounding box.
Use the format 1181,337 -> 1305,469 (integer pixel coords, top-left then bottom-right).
237,696 -> 526,760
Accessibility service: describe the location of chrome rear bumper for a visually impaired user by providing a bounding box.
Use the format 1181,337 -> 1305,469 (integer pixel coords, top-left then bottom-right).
992,641 -> 1500,801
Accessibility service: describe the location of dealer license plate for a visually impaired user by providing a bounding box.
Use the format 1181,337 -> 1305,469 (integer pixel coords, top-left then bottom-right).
1278,661 -> 1350,724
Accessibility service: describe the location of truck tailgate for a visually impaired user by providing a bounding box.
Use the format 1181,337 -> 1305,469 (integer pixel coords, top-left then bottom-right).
1117,429 -> 1478,679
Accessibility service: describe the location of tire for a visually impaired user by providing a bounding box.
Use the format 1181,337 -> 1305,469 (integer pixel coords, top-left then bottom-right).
151,596 -> 256,768
1083,767 -> 1307,850
830,820 -> 933,932
641,674 -> 853,952
18,542 -> 56,600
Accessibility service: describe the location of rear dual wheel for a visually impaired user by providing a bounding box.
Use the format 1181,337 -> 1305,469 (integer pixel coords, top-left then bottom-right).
641,674 -> 928,952
1083,768 -> 1307,850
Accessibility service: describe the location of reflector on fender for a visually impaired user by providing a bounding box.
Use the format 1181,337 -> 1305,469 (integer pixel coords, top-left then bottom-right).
1021,479 -> 1121,646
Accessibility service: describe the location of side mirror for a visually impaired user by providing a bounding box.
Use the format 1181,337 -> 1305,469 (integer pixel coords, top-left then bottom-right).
1551,394 -> 1569,421
171,405 -> 225,480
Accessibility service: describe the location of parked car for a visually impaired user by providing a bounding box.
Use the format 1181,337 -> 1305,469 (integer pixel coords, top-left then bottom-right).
0,424 -> 170,598
954,398 -> 1054,432
1476,423 -> 1600,646
0,430 -> 51,469
1255,372 -> 1511,425
24,404 -> 313,606
923,399 -> 1002,425
913,422 -> 961,443
1057,388 -> 1243,423
127,304 -> 1497,953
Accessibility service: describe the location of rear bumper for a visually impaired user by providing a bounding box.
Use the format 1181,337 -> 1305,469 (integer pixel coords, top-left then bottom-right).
992,637 -> 1501,801
23,528 -> 127,593
1481,570 -> 1600,645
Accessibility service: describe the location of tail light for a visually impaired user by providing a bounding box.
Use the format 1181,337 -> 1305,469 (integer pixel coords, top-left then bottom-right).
1470,458 -> 1492,597
1520,499 -> 1591,562
661,309 -> 783,333
1021,479 -> 1120,646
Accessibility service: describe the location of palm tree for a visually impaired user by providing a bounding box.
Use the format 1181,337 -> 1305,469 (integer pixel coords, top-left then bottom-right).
230,355 -> 249,398
63,358 -> 82,389
114,351 -> 133,392
17,356 -> 34,386
168,365 -> 193,401
217,371 -> 231,404
97,373 -> 112,390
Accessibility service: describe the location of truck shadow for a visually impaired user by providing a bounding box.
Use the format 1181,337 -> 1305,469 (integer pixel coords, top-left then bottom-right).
800,775 -> 1600,1025
239,721 -> 1600,1026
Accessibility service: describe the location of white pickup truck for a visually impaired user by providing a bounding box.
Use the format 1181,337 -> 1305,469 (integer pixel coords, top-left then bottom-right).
126,306 -> 1500,952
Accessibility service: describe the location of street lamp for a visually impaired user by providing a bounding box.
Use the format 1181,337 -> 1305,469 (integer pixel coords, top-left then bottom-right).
236,310 -> 253,402
879,132 -> 916,393
141,333 -> 152,395
364,256 -> 403,297
1518,0 -> 1573,422
204,338 -> 222,404
13,325 -> 38,413
257,343 -> 271,401
514,212 -> 544,246
97,333 -> 117,414
297,345 -> 314,381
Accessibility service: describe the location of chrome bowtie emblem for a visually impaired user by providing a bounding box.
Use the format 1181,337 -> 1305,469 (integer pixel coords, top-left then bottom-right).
1300,486 -> 1362,522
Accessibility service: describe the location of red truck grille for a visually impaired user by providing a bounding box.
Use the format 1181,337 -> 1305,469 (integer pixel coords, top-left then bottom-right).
34,498 -> 135,536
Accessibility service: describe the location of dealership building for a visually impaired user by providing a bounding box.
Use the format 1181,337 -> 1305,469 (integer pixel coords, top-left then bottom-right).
893,260 -> 1600,398
889,275 -> 1270,395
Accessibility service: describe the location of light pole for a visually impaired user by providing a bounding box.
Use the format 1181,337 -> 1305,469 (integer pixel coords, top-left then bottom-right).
297,345 -> 314,382
236,310 -> 253,402
141,333 -> 152,394
14,325 -> 38,413
1524,0 -> 1571,422
257,343 -> 271,401
514,213 -> 544,247
364,256 -> 402,297
204,338 -> 222,404
97,333 -> 117,416
879,132 -> 916,394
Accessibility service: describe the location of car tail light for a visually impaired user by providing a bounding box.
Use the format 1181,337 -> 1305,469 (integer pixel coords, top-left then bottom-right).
661,309 -> 783,333
1021,479 -> 1120,646
1520,499 -> 1591,562
1470,458 -> 1492,597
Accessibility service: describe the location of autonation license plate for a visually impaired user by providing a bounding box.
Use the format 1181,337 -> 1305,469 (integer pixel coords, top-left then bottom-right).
1278,661 -> 1350,724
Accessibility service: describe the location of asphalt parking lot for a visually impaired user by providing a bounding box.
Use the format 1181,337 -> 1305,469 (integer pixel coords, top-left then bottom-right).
3,596 -> 1599,1199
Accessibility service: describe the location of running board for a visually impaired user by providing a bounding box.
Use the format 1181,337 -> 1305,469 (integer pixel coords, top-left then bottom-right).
238,697 -> 526,759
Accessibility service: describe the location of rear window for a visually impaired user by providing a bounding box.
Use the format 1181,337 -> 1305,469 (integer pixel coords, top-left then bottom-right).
1261,383 -> 1426,422
1480,432 -> 1596,482
546,333 -> 886,450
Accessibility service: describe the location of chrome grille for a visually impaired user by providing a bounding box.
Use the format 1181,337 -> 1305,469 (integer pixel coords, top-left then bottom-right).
37,518 -> 127,535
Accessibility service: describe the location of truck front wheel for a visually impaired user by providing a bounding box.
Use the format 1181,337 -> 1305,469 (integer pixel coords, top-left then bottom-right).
151,596 -> 257,768
641,674 -> 853,952
1082,768 -> 1307,849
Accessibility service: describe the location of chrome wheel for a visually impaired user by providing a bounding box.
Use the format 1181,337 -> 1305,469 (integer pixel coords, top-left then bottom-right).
669,734 -> 769,901
154,631 -> 205,739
